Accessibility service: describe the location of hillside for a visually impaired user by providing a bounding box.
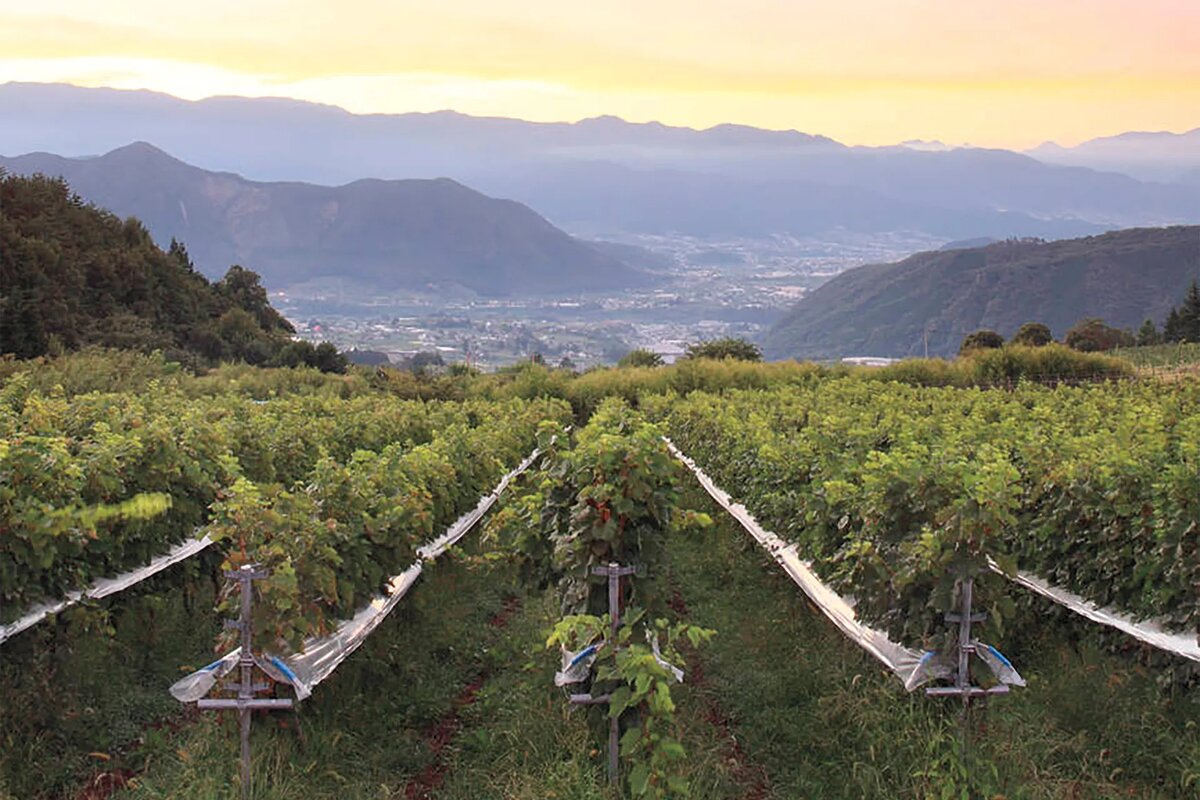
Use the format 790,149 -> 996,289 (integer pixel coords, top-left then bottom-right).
0,142 -> 651,296
763,226 -> 1200,360
0,171 -> 335,367
4,83 -> 1200,240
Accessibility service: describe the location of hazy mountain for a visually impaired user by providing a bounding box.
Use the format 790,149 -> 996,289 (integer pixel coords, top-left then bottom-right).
0,83 -> 842,185
0,143 -> 650,296
4,83 -> 1200,241
466,161 -> 1106,240
1029,129 -> 1200,183
763,226 -> 1200,360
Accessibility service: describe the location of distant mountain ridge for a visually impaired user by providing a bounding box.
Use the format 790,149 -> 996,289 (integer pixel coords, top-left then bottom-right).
4,83 -> 1200,242
0,142 -> 650,296
763,226 -> 1200,360
1029,129 -> 1200,183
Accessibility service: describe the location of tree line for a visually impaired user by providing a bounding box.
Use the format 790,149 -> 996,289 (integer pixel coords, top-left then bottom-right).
0,171 -> 346,371
960,279 -> 1200,355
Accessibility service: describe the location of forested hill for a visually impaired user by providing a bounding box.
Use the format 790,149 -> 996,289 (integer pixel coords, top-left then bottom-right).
763,225 -> 1200,360
0,171 -> 338,368
0,142 -> 652,296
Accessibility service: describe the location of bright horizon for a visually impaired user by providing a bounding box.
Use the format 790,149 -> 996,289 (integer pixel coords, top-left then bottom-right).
1,0 -> 1198,149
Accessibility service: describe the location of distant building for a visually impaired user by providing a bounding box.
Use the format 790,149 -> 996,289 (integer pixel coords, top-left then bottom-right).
841,356 -> 899,367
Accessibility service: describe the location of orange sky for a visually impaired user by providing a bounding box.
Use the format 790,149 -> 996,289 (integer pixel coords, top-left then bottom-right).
1,0 -> 1197,147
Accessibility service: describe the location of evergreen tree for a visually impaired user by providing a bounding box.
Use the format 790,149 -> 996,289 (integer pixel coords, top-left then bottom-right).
313,341 -> 348,374
1179,280 -> 1200,342
1137,318 -> 1161,346
1164,308 -> 1184,342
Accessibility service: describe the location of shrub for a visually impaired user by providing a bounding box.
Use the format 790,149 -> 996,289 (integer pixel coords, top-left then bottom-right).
959,330 -> 1005,354
1011,322 -> 1053,347
618,349 -> 665,368
683,337 -> 762,362
1065,318 -> 1135,352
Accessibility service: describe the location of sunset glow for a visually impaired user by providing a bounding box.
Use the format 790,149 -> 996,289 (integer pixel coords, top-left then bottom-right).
1,0 -> 1197,147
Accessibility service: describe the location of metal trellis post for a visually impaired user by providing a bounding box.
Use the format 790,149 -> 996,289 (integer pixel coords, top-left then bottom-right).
568,561 -> 638,785
925,576 -> 1009,702
196,565 -> 293,800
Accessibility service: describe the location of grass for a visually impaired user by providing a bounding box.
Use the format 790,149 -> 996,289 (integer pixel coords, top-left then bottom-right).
432,588 -> 614,800
1112,342 -> 1200,368
666,488 -> 1200,799
0,553 -> 224,800
9,494 -> 1200,799
113,548 -> 537,799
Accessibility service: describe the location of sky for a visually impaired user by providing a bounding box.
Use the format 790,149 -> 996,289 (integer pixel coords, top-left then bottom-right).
0,0 -> 1197,149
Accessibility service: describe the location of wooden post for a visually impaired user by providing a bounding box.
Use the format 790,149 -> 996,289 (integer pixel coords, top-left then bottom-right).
565,562 -> 637,786
196,565 -> 293,800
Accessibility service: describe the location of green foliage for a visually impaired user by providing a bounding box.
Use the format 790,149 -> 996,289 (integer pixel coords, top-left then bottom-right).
563,359 -> 825,419
1136,318 -> 1162,346
548,613 -> 714,798
958,329 -> 1004,354
965,343 -> 1132,385
869,344 -> 1133,387
206,398 -> 571,650
1011,322 -> 1053,347
489,399 -> 714,794
618,349 -> 665,368
489,399 -> 710,617
0,364 -> 570,641
684,337 -> 762,362
663,377 -> 1200,652
1163,280 -> 1200,343
1064,317 -> 1135,352
1112,341 -> 1200,368
0,172 -> 345,371
763,225 -> 1200,361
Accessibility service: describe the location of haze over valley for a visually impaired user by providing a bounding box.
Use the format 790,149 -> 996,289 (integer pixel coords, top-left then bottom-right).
3,82 -> 1199,364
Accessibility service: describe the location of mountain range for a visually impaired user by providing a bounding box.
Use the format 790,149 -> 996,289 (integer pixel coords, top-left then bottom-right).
4,83 -> 1200,242
0,143 -> 649,296
763,226 -> 1200,360
1029,129 -> 1200,183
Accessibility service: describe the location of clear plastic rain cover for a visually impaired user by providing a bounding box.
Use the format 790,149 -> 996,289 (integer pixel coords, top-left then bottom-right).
665,440 -> 925,689
172,450 -> 539,703
1,533 -> 214,646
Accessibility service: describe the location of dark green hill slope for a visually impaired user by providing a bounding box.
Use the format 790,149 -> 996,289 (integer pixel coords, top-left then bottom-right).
0,171 -> 330,367
763,226 -> 1200,360
0,143 -> 651,296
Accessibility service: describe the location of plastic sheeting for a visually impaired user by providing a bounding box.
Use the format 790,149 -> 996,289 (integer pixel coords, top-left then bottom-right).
989,558 -> 1200,664
0,533 -> 214,646
665,440 -> 925,689
555,644 -> 600,687
554,634 -> 684,689
172,449 -> 540,703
